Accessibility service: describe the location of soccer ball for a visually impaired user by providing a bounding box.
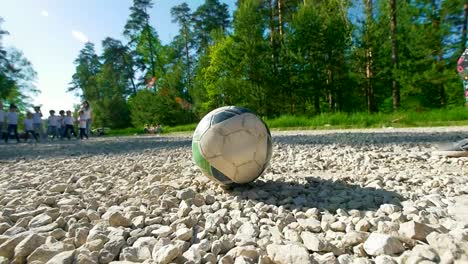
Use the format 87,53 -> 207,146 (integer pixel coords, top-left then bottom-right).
192,106 -> 272,186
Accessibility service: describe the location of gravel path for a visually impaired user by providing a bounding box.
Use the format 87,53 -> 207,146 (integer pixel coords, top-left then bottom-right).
0,126 -> 467,264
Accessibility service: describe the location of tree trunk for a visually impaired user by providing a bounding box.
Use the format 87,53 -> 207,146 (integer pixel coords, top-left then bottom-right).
277,0 -> 284,44
268,0 -> 278,72
462,2 -> 468,50
390,0 -> 399,110
432,0 -> 445,107
144,8 -> 157,91
364,0 -> 375,112
183,25 -> 191,91
314,90 -> 320,114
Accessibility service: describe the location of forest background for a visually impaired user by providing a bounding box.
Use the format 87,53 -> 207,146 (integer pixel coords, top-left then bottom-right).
2,0 -> 468,132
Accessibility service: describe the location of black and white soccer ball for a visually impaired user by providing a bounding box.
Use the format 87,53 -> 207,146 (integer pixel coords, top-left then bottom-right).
192,106 -> 272,186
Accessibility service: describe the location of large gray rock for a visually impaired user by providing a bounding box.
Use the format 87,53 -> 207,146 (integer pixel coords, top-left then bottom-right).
49,183 -> 68,193
177,188 -> 196,200
153,244 -> 181,264
398,221 -> 434,241
75,227 -> 90,247
374,255 -> 397,264
45,250 -> 75,264
235,222 -> 259,244
363,233 -> 405,256
27,242 -> 74,263
151,226 -> 172,238
182,245 -> 203,264
425,232 -> 463,263
13,233 -> 46,263
0,224 -> 11,235
225,246 -> 259,261
301,232 -> 332,252
266,244 -> 312,264
205,209 -> 227,233
342,231 -> 369,247
175,227 -> 192,241
0,256 -> 8,264
297,218 -> 322,232
102,234 -> 126,262
0,232 -> 30,259
355,220 -> 371,232
108,212 -> 132,227
130,236 -> 157,261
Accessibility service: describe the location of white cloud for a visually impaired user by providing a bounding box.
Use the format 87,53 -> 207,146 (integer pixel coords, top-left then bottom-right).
71,30 -> 89,43
41,10 -> 49,17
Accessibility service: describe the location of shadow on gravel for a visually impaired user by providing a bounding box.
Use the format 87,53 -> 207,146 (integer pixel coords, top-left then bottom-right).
228,176 -> 404,212
274,131 -> 468,146
0,136 -> 192,161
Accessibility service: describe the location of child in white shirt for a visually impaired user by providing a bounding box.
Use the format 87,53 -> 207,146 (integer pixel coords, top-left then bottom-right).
23,112 -> 38,142
58,110 -> 65,139
33,106 -> 44,140
63,110 -> 77,139
5,104 -> 20,143
47,110 -> 60,140
78,110 -> 88,140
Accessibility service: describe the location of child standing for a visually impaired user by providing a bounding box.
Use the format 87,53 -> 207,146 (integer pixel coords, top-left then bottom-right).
33,106 -> 44,140
63,110 -> 77,139
58,110 -> 65,139
5,104 -> 20,143
47,110 -> 60,140
78,110 -> 88,140
23,112 -> 38,142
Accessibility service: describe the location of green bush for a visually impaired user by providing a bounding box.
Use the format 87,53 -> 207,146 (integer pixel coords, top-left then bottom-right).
128,90 -> 195,127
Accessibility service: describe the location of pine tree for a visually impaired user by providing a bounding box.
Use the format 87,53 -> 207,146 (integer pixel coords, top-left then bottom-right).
124,0 -> 157,89
171,3 -> 194,92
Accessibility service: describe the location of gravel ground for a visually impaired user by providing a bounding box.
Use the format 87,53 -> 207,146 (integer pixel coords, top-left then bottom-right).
0,126 -> 467,264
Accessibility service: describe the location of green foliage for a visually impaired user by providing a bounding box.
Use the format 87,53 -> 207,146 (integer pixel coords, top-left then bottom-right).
128,89 -> 194,127
69,0 -> 468,131
106,127 -> 144,136
0,18 -> 38,110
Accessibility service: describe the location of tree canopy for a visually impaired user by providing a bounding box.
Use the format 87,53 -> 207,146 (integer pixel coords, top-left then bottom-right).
69,0 -> 468,129
0,17 -> 38,109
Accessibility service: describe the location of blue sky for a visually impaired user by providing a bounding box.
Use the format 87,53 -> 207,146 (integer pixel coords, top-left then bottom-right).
1,0 -> 235,113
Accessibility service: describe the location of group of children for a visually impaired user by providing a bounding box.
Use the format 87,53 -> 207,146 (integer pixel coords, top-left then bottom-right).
0,102 -> 89,143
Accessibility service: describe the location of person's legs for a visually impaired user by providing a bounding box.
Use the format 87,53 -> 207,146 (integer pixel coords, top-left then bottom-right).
46,126 -> 51,139
33,123 -> 40,140
54,126 -> 59,139
0,122 -> 4,141
86,119 -> 91,137
64,125 -> 70,139
5,125 -> 11,143
49,126 -> 58,140
31,130 -> 38,141
71,126 -> 77,138
59,127 -> 64,139
12,125 -> 19,143
79,128 -> 84,139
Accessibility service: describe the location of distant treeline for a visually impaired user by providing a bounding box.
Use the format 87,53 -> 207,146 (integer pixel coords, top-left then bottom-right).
0,18 -> 38,110
70,0 -> 468,129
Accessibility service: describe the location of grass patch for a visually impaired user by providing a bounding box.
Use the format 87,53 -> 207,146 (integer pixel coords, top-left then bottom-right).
103,107 -> 468,136
105,127 -> 144,136
163,123 -> 197,134
266,107 -> 468,129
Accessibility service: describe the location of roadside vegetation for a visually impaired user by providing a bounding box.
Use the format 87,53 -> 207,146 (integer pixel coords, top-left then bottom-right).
105,107 -> 468,136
